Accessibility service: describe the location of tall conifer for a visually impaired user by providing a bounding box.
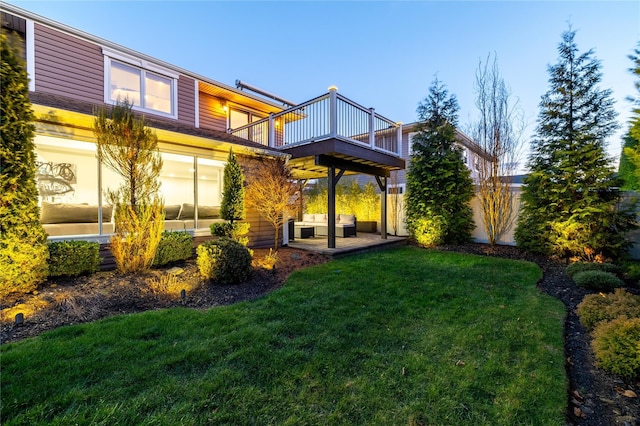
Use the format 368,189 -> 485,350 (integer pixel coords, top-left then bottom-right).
405,79 -> 474,245
0,32 -> 49,297
515,30 -> 635,260
221,148 -> 246,223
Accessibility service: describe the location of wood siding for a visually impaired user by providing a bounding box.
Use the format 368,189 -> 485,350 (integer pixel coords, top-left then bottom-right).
177,75 -> 196,125
199,92 -> 228,132
33,23 -> 103,103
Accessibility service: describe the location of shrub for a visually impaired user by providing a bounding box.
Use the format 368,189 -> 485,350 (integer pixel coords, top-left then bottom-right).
577,289 -> 640,330
592,317 -> 640,378
572,270 -> 625,291
622,260 -> 640,282
210,222 -> 250,247
566,262 -> 622,279
411,214 -> 447,248
196,237 -> 252,284
48,241 -> 101,277
153,231 -> 193,267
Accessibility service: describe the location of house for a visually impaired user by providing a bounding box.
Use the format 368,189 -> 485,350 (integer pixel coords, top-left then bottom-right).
382,122 -> 486,195
1,4 -> 404,249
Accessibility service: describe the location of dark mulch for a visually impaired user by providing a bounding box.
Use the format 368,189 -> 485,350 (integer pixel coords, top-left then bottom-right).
1,243 -> 638,425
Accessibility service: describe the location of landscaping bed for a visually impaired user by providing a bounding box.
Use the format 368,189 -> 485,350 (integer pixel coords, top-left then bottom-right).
1,243 -> 639,425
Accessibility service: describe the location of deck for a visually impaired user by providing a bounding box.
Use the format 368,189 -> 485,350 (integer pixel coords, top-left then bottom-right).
287,232 -> 407,258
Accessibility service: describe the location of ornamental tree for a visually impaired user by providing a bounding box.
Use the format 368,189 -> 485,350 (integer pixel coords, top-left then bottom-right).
515,30 -> 636,261
94,100 -> 164,273
405,78 -> 475,246
472,53 -> 525,245
0,32 -> 49,298
245,158 -> 298,250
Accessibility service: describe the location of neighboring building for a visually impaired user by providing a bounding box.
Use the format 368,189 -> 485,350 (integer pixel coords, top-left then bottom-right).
356,122 -> 487,195
1,4 -> 404,249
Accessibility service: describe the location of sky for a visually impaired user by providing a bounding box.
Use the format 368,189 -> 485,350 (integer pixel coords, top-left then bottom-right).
6,0 -> 640,170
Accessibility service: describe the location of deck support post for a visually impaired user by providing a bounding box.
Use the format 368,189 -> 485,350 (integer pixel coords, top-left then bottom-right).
375,176 -> 388,240
327,165 -> 345,248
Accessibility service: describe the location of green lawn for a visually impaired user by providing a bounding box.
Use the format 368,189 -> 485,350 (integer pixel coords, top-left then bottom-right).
1,247 -> 567,425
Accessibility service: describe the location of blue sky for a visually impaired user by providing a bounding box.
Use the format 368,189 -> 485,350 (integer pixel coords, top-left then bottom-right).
7,0 -> 640,168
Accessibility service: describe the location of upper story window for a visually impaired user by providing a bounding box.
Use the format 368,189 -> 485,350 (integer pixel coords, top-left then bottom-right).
103,48 -> 178,118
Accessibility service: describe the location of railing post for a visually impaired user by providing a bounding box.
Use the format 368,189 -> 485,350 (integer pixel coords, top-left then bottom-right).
369,108 -> 375,149
396,122 -> 403,157
329,86 -> 338,138
269,113 -> 275,148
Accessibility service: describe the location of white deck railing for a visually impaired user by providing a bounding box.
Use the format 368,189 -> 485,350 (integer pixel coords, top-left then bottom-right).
229,88 -> 402,157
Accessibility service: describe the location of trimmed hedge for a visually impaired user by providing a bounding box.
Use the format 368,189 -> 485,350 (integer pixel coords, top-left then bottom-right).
566,262 -> 622,279
196,237 -> 252,284
592,317 -> 640,378
153,231 -> 193,267
48,241 -> 101,277
577,289 -> 640,330
572,270 -> 625,291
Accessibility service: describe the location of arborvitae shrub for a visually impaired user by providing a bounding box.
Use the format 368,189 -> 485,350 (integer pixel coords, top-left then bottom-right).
0,33 -> 49,298
210,222 -> 250,247
592,317 -> 640,378
196,237 -> 252,284
47,241 -> 101,277
572,270 -> 625,291
577,289 -> 640,330
566,262 -> 622,279
153,231 -> 193,267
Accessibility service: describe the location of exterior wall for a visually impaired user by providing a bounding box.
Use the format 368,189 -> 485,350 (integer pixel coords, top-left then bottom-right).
177,75 -> 196,126
199,92 -> 227,132
33,22 -> 103,103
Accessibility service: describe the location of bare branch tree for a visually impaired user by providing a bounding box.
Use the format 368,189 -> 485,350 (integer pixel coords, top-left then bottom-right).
473,53 -> 525,245
245,158 -> 298,250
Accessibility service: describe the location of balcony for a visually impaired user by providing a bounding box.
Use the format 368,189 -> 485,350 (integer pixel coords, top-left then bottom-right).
229,87 -> 404,179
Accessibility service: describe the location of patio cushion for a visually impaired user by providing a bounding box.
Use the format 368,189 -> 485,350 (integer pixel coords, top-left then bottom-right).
164,204 -> 182,220
337,214 -> 355,225
303,213 -> 315,222
314,214 -> 327,223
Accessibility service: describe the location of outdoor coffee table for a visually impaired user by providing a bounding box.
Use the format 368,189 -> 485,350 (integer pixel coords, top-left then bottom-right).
294,226 -> 315,239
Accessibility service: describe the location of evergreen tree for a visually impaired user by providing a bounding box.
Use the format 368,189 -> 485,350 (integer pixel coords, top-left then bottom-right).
221,148 -> 246,223
619,44 -> 640,190
0,32 -> 49,297
515,30 -> 636,261
405,78 -> 475,246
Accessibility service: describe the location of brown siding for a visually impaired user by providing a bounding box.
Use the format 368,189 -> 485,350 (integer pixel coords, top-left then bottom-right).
33,23 -> 103,103
199,92 -> 227,132
177,75 -> 196,125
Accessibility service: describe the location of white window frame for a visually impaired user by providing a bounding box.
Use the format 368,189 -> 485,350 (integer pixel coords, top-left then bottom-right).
388,183 -> 405,195
102,48 -> 179,119
407,132 -> 417,157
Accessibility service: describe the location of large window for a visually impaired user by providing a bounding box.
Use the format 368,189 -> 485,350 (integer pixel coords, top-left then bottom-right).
104,49 -> 178,118
34,135 -> 229,237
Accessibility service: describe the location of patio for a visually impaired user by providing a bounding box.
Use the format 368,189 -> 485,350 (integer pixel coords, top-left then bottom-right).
230,87 -> 405,249
287,231 -> 406,257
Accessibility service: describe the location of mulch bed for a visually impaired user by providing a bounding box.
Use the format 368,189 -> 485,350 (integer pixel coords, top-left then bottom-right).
1,243 -> 638,425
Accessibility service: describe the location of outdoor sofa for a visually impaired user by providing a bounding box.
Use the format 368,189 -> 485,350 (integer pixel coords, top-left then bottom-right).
295,213 -> 357,238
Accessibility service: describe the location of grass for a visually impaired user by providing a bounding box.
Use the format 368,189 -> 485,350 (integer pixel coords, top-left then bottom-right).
1,247 -> 567,425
